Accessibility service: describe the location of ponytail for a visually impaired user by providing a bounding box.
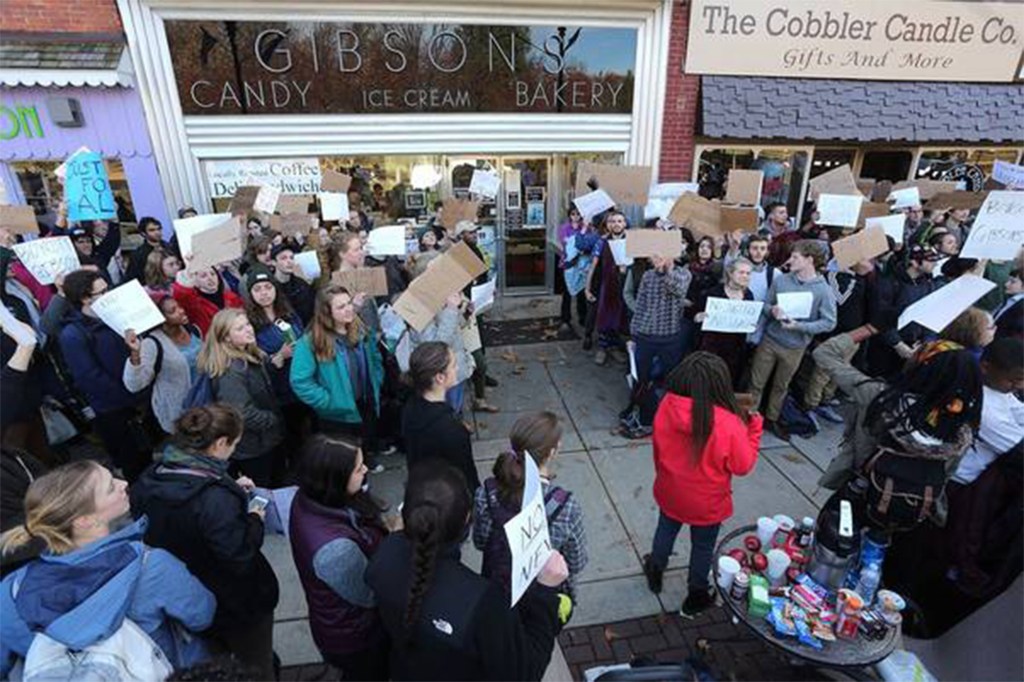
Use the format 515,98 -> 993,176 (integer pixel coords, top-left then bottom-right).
172,404 -> 244,453
493,412 -> 562,507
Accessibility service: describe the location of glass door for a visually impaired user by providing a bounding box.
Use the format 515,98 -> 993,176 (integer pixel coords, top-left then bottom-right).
448,157 -> 500,284
500,157 -> 550,292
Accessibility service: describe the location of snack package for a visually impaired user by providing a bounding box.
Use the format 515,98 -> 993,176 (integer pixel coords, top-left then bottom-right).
748,575 -> 771,618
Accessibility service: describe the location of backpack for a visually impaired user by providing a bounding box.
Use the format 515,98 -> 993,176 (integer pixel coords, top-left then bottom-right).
141,335 -> 164,390
862,446 -> 948,531
181,372 -> 216,410
13,550 -> 174,682
481,480 -> 572,596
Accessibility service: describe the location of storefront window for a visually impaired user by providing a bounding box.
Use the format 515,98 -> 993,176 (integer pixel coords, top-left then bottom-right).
914,148 -> 1023,190
696,147 -> 809,224
809,149 -> 857,179
11,159 -> 137,225
859,150 -> 914,183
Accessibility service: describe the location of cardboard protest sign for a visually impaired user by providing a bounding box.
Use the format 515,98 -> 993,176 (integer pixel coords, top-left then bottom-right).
332,267 -> 389,298
189,216 -> 244,272
960,191 -> 1024,260
320,169 -> 352,193
11,237 -> 80,285
865,214 -> 906,243
888,187 -> 921,210
393,242 -> 486,331
173,213 -> 234,259
856,178 -> 877,199
645,182 -> 699,220
926,191 -> 990,211
275,195 -> 313,215
667,193 -> 722,236
831,226 -> 889,269
720,206 -> 759,232
269,213 -> 317,238
992,160 -> 1024,188
471,279 -> 496,314
816,194 -> 864,228
777,292 -> 813,320
228,185 -> 260,215
857,202 -> 891,228
575,163 -> 653,206
724,170 -> 763,206
365,225 -> 407,257
809,164 -> 860,200
898,275 -> 995,333
503,452 -> 552,606
608,239 -> 633,266
625,229 -> 683,259
318,193 -> 349,222
66,152 -> 116,222
253,184 -> 281,214
0,205 -> 38,235
468,169 -> 501,199
294,251 -> 322,281
701,297 -> 764,334
572,189 -> 616,222
440,197 -> 480,231
891,179 -> 961,201
871,181 -> 893,204
91,279 -> 165,337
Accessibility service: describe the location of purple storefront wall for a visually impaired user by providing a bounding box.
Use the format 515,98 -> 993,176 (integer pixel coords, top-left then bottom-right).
1,85 -> 172,231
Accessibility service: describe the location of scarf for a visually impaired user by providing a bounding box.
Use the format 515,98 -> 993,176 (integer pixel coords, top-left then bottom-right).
159,443 -> 231,478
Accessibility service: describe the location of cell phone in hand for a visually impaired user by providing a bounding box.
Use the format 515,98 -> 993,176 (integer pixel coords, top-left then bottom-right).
248,495 -> 269,514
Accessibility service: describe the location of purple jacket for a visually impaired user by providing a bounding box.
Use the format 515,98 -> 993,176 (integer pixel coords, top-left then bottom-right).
557,221 -> 582,269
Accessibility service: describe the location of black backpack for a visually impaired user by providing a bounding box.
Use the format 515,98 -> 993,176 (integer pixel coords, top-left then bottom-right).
862,446 -> 948,531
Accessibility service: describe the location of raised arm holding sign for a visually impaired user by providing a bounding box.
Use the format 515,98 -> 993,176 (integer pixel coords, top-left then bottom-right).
91,280 -> 166,337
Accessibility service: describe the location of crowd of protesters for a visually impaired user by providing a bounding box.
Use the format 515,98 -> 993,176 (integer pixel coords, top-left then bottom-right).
0,171 -> 1020,679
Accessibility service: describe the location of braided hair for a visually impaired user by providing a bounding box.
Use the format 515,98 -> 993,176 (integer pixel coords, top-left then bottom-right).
401,462 -> 471,643
665,352 -> 740,462
865,340 -> 982,443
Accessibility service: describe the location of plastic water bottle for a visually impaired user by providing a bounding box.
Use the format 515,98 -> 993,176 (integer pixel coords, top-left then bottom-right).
855,561 -> 881,607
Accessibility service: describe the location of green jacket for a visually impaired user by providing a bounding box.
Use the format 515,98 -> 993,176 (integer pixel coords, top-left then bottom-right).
289,332 -> 383,424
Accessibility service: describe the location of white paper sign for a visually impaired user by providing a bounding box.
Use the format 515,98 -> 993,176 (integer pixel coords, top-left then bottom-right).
365,225 -> 407,257
471,279 -> 496,313
503,453 -> 552,606
573,189 -> 616,222
91,280 -> 166,337
172,213 -> 233,259
992,160 -> 1024,188
960,191 -> 1024,260
294,251 -> 321,280
318,193 -> 349,222
645,183 -> 700,220
816,193 -> 864,228
702,297 -> 765,334
252,183 -> 281,214
777,291 -> 814,320
865,214 -> 905,243
469,169 -> 501,199
889,187 -> 922,210
0,304 -> 37,346
608,239 -> 633,266
898,275 -> 996,332
11,236 -> 80,285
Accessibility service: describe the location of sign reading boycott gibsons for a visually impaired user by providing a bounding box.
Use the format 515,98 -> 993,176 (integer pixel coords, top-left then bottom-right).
165,22 -> 636,115
686,0 -> 1023,82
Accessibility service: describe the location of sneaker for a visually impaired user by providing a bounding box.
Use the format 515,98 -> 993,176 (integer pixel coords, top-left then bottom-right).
804,409 -> 821,433
642,554 -> 664,594
379,444 -> 399,457
814,404 -> 845,424
582,336 -> 594,351
765,420 -> 791,442
679,589 -> 715,619
623,425 -> 653,440
594,349 -> 608,366
485,375 -> 499,388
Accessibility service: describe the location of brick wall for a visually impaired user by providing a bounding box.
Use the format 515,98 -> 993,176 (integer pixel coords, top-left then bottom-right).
1,0 -> 123,35
658,0 -> 700,182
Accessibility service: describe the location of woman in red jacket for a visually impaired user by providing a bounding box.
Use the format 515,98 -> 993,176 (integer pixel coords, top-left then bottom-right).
642,352 -> 763,618
172,266 -> 244,337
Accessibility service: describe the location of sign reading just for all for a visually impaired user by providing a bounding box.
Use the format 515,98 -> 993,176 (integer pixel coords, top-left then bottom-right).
685,0 -> 1023,82
165,22 -> 637,115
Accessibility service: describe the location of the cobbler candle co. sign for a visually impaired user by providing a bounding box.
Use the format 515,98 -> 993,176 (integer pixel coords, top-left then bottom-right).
165,21 -> 637,115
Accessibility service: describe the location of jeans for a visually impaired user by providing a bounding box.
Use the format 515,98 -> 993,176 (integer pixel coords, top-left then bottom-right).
632,332 -> 686,425
561,289 -> 588,326
650,512 -> 721,593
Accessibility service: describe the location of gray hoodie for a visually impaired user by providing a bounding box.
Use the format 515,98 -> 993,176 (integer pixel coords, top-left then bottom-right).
762,271 -> 837,350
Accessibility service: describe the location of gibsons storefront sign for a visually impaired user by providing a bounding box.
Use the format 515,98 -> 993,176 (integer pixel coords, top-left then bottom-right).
685,0 -> 1024,82
165,21 -> 637,115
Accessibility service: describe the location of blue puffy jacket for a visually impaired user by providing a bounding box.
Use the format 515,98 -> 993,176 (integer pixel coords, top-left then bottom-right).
0,517 -> 216,677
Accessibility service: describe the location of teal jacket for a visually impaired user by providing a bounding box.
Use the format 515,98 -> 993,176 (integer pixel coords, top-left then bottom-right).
289,332 -> 383,424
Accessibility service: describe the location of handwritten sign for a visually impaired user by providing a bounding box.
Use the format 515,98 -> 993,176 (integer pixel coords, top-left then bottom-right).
625,229 -> 683,259
898,275 -> 995,333
0,205 -> 38,235
469,169 -> 501,199
809,164 -> 860,200
504,453 -> 552,606
173,213 -> 234,259
702,297 -> 764,334
816,193 -> 864,228
960,191 -> 1024,260
11,236 -> 79,285
318,193 -> 349,222
253,183 -> 281,214
66,152 -> 116,222
573,189 -> 616,222
865,214 -> 906,243
777,291 -> 814,320
92,280 -> 166,337
365,225 -> 407,257
393,242 -> 486,331
831,225 -> 889,269
992,160 -> 1024,188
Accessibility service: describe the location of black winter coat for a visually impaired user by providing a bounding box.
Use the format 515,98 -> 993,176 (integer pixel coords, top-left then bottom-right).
401,396 -> 479,491
129,461 -> 280,632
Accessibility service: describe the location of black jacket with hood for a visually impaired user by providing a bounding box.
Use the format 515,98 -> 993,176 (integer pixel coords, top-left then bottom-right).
401,395 -> 478,491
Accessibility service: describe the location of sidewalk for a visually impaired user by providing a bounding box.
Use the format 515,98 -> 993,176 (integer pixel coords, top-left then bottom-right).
274,296 -> 844,677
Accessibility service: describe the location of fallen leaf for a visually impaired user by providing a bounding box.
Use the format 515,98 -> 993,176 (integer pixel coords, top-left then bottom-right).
603,626 -> 618,643
512,365 -> 527,375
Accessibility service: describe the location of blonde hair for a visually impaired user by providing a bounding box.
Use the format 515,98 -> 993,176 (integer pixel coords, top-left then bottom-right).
329,231 -> 363,272
0,461 -> 104,556
144,248 -> 175,288
198,308 -> 265,378
942,307 -> 994,349
310,284 -> 364,362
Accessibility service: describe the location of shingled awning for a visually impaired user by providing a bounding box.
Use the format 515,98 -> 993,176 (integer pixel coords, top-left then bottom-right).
0,36 -> 132,87
700,76 -> 1024,144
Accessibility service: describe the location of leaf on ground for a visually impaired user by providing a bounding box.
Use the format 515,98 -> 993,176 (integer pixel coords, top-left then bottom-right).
541,329 -> 560,340
499,350 -> 518,363
603,626 -> 619,643
512,365 -> 527,375
632,485 -> 643,499
783,452 -> 803,463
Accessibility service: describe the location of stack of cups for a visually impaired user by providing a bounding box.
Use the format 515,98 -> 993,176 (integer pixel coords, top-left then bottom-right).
756,517 -> 779,548
766,549 -> 792,587
717,556 -> 741,591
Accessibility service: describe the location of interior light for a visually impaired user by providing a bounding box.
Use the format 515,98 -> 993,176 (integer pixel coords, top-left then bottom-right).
410,164 -> 443,189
